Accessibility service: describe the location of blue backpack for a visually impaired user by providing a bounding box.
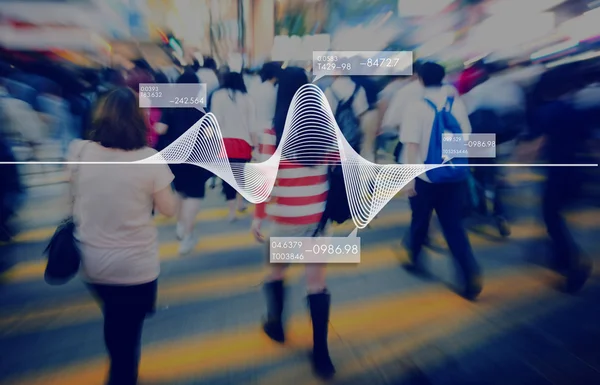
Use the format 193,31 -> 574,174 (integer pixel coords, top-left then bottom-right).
424,97 -> 470,183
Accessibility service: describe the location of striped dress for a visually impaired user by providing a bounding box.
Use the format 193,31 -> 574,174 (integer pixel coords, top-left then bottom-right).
255,128 -> 329,225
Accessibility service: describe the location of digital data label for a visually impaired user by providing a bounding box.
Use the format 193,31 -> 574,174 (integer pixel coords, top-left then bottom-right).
442,133 -> 496,158
270,237 -> 361,264
312,51 -> 413,81
139,83 -> 207,110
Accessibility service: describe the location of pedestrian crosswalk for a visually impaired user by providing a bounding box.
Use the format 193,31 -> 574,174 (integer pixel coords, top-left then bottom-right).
1,174 -> 599,385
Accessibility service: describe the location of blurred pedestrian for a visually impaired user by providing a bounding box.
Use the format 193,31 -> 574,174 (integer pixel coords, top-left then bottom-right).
251,67 -> 336,380
517,73 -> 592,293
211,72 -> 257,221
154,70 -> 211,255
71,87 -> 178,385
249,62 -> 281,155
400,62 -> 482,300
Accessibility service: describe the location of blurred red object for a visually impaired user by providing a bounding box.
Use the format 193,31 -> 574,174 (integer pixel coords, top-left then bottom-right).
457,65 -> 486,95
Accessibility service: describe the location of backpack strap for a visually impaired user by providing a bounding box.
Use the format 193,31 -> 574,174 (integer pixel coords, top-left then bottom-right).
423,98 -> 438,111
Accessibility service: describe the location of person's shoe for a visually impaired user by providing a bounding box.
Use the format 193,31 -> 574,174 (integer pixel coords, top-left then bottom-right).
462,275 -> 483,301
402,261 -> 430,279
178,233 -> 198,255
262,280 -> 286,343
495,216 -> 511,238
307,290 -> 336,380
563,256 -> 592,294
175,222 -> 184,241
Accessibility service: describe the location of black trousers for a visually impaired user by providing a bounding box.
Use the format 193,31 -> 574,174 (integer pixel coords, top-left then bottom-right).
88,280 -> 157,385
472,158 -> 505,217
542,167 -> 580,272
409,178 -> 481,283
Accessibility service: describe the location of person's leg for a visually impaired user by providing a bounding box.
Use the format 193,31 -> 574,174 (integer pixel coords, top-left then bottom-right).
178,197 -> 202,255
405,179 -> 435,271
94,284 -> 149,385
263,262 -> 289,343
434,181 -> 482,300
305,263 -> 335,379
222,182 -> 238,221
542,168 -> 590,293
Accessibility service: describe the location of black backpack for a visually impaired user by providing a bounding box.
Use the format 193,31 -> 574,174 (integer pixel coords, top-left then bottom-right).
313,165 -> 352,236
330,82 -> 363,153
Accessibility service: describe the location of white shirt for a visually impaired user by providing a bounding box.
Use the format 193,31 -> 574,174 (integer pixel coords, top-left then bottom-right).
249,81 -> 277,133
400,87 -> 472,182
210,89 -> 257,143
68,140 -> 174,285
383,81 -> 459,131
325,77 -> 369,117
196,68 -> 220,97
463,76 -> 525,115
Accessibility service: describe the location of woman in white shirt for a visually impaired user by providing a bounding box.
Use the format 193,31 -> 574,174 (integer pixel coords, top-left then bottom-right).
69,87 -> 178,385
211,72 -> 258,221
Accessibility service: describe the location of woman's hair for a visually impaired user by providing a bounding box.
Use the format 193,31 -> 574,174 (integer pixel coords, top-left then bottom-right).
89,87 -> 147,151
273,67 -> 308,147
154,71 -> 169,84
222,72 -> 247,93
177,69 -> 200,84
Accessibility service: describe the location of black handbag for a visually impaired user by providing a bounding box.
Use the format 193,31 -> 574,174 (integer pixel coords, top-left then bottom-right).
44,142 -> 88,285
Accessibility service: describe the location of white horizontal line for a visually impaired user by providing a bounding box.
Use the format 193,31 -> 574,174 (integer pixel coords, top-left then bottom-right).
0,162 -> 597,167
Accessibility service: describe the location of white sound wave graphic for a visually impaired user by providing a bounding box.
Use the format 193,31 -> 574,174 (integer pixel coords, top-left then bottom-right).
137,84 -> 437,229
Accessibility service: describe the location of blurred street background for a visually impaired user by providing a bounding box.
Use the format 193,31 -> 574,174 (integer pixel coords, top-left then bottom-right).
0,0 -> 600,384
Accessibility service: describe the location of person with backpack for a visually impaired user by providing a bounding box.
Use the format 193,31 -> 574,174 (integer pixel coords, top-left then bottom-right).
250,67 -> 336,380
324,75 -> 368,153
400,62 -> 482,301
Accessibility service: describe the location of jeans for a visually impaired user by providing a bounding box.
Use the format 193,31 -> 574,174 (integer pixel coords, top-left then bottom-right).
88,280 -> 157,385
409,178 -> 481,284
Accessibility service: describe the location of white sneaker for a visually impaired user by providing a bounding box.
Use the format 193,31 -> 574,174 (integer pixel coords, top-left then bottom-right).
179,234 -> 198,255
176,222 -> 184,240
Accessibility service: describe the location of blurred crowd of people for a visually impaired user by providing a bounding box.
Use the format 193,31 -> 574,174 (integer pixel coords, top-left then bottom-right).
0,50 -> 599,384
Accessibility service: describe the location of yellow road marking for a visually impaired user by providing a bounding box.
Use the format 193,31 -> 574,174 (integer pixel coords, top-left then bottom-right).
0,244 -> 419,337
253,268 -> 562,385
7,268 -> 549,385
12,206 -> 255,243
3,208 -> 599,285
10,169 -> 550,245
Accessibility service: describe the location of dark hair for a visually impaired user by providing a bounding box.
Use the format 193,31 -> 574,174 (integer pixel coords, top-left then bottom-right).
260,62 -> 281,82
89,87 -> 147,151
273,67 -> 308,147
419,62 -> 445,87
222,72 -> 247,93
191,59 -> 201,72
177,69 -> 200,84
154,72 -> 169,84
204,57 -> 217,71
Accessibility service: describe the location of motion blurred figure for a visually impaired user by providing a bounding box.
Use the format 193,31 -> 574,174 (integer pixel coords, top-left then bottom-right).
71,88 -> 178,385
518,71 -> 593,293
251,67 -> 336,380
401,62 -> 482,300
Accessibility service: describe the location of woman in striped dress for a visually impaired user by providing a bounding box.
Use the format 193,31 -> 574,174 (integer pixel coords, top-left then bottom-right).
250,67 -> 335,380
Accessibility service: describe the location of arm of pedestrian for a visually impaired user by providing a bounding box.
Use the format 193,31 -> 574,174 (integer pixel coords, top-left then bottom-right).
154,122 -> 168,135
403,143 -> 420,197
153,186 -> 178,217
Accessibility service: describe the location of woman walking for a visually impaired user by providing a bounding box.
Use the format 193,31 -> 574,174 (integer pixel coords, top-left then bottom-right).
154,70 -> 211,254
68,87 -> 178,385
250,67 -> 336,379
211,72 -> 257,221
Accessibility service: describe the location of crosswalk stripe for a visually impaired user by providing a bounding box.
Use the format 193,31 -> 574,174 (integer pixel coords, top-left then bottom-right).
0,243 -> 427,337
9,169 -> 548,245
11,206 -> 256,244
4,208 -> 598,285
251,269 -> 565,385
0,212 -> 409,284
5,267 -> 551,385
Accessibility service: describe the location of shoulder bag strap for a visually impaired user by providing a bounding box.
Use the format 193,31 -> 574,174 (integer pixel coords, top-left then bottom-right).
69,141 -> 89,214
